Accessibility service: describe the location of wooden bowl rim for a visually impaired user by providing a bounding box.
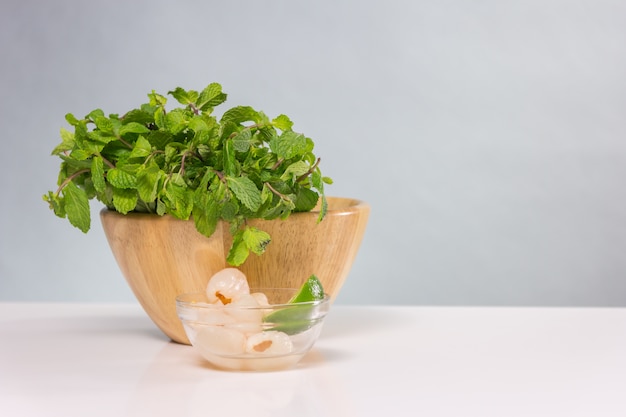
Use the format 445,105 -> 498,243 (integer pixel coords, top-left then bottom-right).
99,196 -> 369,220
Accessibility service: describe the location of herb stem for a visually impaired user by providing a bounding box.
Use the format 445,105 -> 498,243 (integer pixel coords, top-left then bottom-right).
118,137 -> 133,149
101,156 -> 115,169
54,169 -> 90,196
180,151 -> 190,176
271,157 -> 284,170
264,182 -> 290,201
228,124 -> 261,140
194,150 -> 205,162
215,170 -> 226,183
296,157 -> 321,182
145,150 -> 165,165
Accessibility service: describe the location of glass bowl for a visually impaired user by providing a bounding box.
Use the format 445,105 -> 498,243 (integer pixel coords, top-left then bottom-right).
176,288 -> 331,371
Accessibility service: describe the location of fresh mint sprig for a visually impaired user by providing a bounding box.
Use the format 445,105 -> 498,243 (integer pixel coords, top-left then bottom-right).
44,83 -> 333,266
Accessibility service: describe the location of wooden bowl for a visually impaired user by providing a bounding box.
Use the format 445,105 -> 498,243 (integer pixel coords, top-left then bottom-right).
100,197 -> 370,344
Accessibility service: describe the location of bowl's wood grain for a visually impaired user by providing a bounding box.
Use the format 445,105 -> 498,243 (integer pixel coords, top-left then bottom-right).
101,197 -> 369,344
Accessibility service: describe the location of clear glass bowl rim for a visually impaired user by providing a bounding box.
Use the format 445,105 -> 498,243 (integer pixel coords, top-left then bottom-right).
176,288 -> 331,310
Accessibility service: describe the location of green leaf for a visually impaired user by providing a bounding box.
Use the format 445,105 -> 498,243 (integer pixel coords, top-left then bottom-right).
65,113 -> 80,126
257,125 -> 277,142
112,187 -> 137,214
60,127 -> 75,143
88,130 -> 116,146
192,189 -> 220,237
219,120 -> 239,143
188,116 -> 210,133
136,161 -> 161,202
168,87 -> 199,105
261,196 -> 295,220
120,122 -> 150,136
223,140 -> 237,177
272,114 -> 293,131
164,143 -> 180,164
311,170 -> 324,190
293,187 -> 319,212
107,168 -> 137,189
280,160 -> 310,181
63,181 -> 91,232
231,129 -> 252,152
91,156 -> 106,193
154,108 -> 166,129
70,149 -> 91,161
261,183 -> 273,204
73,121 -> 88,143
148,91 -> 167,107
94,116 -> 114,133
147,130 -> 173,150
197,167 -> 215,191
86,109 -> 105,121
129,136 -> 152,158
121,109 -> 154,125
317,194 -> 328,223
197,83 -> 227,111
59,155 -> 91,170
270,131 -> 307,159
242,226 -> 271,255
165,109 -> 188,134
164,181 -> 192,219
226,229 -> 249,266
51,128 -> 76,155
169,172 -> 186,187
156,199 -> 166,215
227,176 -> 262,212
220,106 -> 260,125
193,204 -> 219,237
43,191 -> 66,218
221,200 -> 238,221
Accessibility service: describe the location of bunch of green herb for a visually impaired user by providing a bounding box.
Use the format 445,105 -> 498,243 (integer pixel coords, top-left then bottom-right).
44,83 -> 332,266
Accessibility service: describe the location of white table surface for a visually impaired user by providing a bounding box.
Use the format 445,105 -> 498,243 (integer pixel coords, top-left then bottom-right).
1,303 -> 625,417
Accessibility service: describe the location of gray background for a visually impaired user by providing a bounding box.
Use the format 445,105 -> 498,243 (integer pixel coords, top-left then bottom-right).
1,0 -> 625,306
